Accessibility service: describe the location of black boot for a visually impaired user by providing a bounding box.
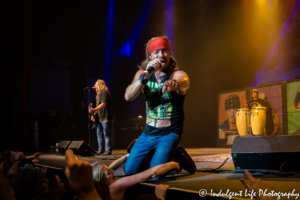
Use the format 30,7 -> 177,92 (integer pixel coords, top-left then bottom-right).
173,147 -> 197,174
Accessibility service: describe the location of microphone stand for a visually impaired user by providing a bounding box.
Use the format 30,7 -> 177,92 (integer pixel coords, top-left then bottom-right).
84,88 -> 92,146
87,89 -> 91,145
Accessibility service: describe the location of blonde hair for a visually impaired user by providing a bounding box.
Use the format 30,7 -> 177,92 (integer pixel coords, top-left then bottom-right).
92,162 -> 111,200
138,36 -> 179,75
92,162 -> 104,182
95,79 -> 107,96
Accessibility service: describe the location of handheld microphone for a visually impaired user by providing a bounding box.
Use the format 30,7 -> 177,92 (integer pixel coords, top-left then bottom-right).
145,66 -> 155,74
141,63 -> 160,77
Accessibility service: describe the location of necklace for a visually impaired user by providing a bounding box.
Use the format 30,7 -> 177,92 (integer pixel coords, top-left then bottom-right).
155,73 -> 164,79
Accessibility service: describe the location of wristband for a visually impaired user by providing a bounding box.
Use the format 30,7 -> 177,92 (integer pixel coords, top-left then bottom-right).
139,74 -> 148,85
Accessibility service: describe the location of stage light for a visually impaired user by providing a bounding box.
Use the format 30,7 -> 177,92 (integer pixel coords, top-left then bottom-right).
127,0 -> 155,117
128,0 -> 154,53
250,0 -> 300,86
165,0 -> 175,55
104,0 -> 114,88
125,41 -> 130,57
117,41 -> 131,59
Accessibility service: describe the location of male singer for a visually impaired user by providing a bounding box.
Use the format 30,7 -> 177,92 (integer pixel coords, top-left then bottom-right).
124,36 -> 196,176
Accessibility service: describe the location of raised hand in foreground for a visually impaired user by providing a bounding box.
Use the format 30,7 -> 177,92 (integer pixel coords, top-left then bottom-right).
65,149 -> 102,200
240,169 -> 273,200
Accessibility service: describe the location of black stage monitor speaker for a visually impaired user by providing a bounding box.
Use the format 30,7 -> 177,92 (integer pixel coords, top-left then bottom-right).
68,141 -> 96,156
57,141 -> 71,155
231,135 -> 300,171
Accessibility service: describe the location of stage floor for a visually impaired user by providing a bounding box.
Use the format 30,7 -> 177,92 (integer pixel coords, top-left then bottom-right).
34,148 -> 300,200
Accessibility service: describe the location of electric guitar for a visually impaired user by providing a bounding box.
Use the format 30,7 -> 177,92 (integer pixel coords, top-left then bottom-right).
89,101 -> 99,129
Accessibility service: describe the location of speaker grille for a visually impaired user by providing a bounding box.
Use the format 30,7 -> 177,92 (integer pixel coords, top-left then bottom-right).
56,141 -> 71,154
231,136 -> 300,170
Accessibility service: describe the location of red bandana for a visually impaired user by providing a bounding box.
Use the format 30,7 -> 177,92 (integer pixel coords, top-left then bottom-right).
148,37 -> 171,55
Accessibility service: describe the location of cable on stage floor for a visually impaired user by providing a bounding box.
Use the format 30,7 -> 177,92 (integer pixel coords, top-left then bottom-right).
196,155 -> 232,173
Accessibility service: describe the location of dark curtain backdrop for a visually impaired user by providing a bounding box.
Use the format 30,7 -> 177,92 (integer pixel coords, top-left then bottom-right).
2,0 -> 34,152
69,0 -> 86,108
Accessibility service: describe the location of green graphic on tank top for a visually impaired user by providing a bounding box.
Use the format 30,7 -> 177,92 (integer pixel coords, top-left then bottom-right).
144,80 -> 173,128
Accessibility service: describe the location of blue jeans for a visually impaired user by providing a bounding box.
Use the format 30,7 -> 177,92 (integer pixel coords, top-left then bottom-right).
96,122 -> 113,153
124,132 -> 181,175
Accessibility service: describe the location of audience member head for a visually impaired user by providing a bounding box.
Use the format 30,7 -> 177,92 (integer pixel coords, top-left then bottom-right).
92,162 -> 118,200
13,152 -> 25,163
92,162 -> 118,185
11,164 -> 49,200
4,151 -> 35,178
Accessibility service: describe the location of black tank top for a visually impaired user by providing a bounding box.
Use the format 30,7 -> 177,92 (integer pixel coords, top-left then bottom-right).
142,73 -> 185,136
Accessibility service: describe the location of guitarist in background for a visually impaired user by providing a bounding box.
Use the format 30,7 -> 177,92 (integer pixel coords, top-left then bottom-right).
90,79 -> 115,155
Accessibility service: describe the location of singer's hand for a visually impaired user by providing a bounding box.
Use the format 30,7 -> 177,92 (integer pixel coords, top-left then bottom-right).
147,58 -> 161,73
162,80 -> 179,93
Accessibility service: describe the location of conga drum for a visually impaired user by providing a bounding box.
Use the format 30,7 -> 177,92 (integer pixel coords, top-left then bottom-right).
236,108 -> 250,136
250,107 -> 266,136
